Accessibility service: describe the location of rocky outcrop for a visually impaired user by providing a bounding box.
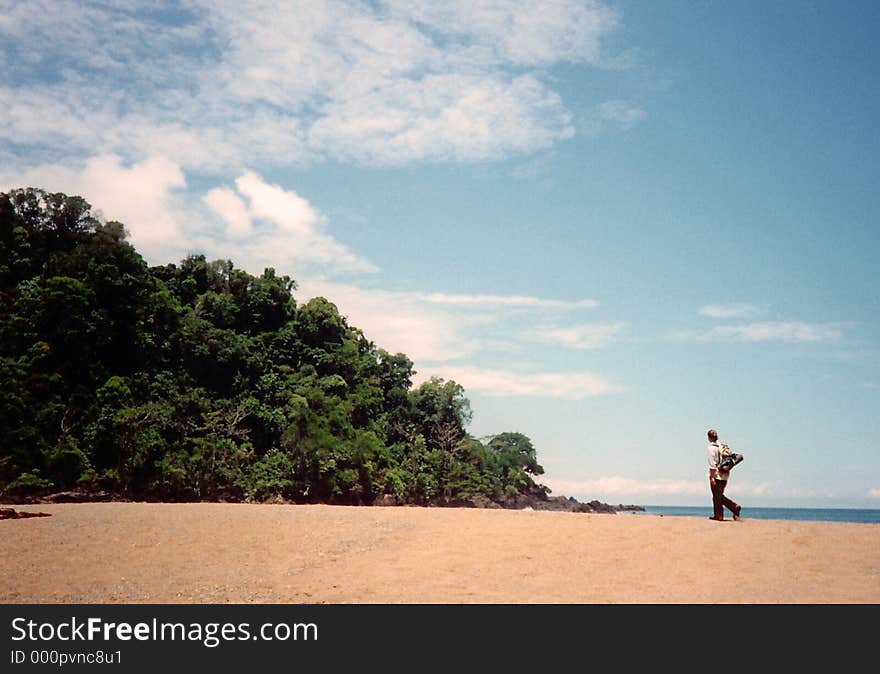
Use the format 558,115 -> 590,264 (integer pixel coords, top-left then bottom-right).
525,497 -> 620,513
0,508 -> 51,519
430,494 -> 644,514
5,488 -> 112,504
616,504 -> 646,512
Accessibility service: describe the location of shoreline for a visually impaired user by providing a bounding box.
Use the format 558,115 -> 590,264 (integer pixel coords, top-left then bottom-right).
634,504 -> 880,525
3,502 -> 879,604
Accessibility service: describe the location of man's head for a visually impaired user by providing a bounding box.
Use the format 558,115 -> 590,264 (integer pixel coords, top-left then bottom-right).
707,429 -> 718,442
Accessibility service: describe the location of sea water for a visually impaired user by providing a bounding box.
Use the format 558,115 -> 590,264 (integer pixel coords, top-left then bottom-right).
638,505 -> 880,524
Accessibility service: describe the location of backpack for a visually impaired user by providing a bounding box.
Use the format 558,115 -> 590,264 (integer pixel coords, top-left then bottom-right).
718,443 -> 744,471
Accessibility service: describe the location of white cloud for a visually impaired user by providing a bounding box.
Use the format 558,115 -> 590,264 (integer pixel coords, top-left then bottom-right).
412,365 -> 621,399
234,172 -> 320,236
202,187 -> 252,238
386,0 -> 619,66
0,0 -> 622,169
111,119 -> 246,173
308,73 -> 574,164
706,321 -> 845,343
675,320 -> 847,344
200,172 -> 378,276
531,322 -> 625,349
700,303 -> 759,319
867,488 -> 880,499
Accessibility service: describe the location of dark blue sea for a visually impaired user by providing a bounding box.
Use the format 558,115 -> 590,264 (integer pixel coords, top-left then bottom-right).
637,505 -> 880,524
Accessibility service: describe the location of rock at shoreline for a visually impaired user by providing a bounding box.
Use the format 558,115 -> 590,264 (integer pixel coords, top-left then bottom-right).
534,497 -> 630,513
0,508 -> 51,519
428,494 -> 644,513
12,489 -> 112,504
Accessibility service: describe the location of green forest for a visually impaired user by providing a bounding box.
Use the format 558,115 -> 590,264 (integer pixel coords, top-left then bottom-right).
0,187 -> 552,506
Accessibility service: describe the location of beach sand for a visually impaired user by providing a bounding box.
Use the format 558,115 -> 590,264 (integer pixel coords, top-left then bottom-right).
1,502 -> 878,604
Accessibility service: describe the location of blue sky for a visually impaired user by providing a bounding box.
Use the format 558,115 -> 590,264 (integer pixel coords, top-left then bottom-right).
2,1 -> 878,507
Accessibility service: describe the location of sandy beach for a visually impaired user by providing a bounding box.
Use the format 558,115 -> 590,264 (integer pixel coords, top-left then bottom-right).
2,502 -> 878,604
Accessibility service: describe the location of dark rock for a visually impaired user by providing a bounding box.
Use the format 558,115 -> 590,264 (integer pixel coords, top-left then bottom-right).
586,500 -> 617,513
40,489 -> 110,503
493,494 -> 622,513
509,494 -> 646,514
0,508 -> 51,519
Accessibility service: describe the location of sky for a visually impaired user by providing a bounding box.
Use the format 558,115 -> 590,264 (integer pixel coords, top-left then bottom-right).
1,0 -> 878,508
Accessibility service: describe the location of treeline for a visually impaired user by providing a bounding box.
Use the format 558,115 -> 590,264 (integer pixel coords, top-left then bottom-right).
0,188 -> 549,506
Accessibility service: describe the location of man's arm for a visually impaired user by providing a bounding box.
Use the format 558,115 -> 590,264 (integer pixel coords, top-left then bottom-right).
708,446 -> 718,485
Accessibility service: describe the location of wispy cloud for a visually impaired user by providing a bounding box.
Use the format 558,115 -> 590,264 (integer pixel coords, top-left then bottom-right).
595,100 -> 646,130
387,0 -> 619,66
0,0 -> 624,170
699,303 -> 759,319
530,322 -> 626,349
704,321 -> 846,343
677,321 -> 847,344
412,366 -> 622,399
423,293 -> 597,310
580,99 -> 646,136
868,488 -> 880,499
681,303 -> 848,344
295,279 -> 603,366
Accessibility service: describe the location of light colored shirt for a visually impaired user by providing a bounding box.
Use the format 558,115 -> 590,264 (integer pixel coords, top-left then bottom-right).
707,442 -> 731,481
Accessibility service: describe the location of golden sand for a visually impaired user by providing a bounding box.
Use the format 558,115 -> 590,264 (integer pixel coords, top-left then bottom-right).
2,502 -> 877,604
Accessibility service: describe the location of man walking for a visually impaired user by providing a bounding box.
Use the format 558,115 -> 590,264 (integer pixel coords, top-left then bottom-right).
707,428 -> 742,521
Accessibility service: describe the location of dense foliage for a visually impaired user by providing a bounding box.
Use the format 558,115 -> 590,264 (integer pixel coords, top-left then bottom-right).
0,188 -> 549,505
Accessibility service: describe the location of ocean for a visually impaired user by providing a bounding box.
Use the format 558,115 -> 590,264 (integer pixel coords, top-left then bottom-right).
636,505 -> 880,524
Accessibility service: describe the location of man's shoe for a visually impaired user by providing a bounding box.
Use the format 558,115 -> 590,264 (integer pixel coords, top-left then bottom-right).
733,505 -> 742,520
708,516 -> 724,521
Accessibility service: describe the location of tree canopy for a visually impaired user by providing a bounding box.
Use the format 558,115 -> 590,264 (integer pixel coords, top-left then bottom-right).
0,187 -> 548,506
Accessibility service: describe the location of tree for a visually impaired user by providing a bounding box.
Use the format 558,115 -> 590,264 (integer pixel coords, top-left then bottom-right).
410,377 -> 472,452
486,432 -> 544,476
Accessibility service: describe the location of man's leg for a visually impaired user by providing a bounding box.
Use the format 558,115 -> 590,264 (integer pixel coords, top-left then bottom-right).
711,480 -> 725,519
717,480 -> 740,518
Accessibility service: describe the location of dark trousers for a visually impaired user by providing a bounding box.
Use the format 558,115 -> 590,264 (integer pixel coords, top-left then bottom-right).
711,479 -> 739,520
